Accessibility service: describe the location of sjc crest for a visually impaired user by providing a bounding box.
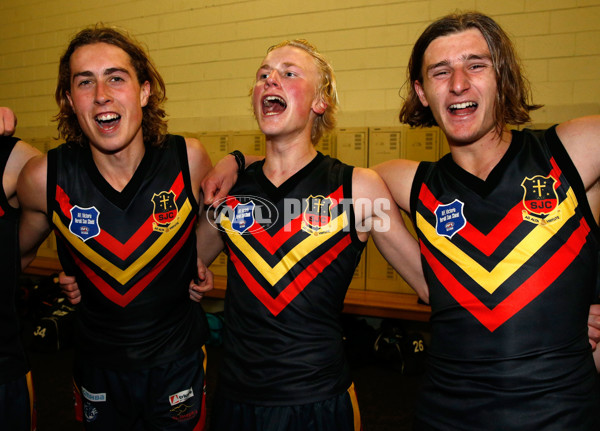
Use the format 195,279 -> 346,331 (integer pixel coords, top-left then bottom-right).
521,175 -> 558,216
152,191 -> 179,232
302,195 -> 333,235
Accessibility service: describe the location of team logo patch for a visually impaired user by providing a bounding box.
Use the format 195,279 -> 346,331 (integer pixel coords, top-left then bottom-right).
231,201 -> 256,234
152,190 -> 180,232
302,195 -> 333,235
435,200 -> 466,239
169,388 -> 194,406
69,206 -> 100,241
83,402 -> 99,422
521,175 -> 560,224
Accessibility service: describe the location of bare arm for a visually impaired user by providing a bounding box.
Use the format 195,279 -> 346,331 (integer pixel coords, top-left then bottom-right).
556,116 -> 600,223
17,154 -> 52,269
372,159 -> 419,213
353,167 -> 428,303
189,213 -> 225,302
201,153 -> 264,205
5,140 -> 41,207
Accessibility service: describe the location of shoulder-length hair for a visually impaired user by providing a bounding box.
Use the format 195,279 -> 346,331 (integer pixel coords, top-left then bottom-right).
54,24 -> 168,147
400,12 -> 541,132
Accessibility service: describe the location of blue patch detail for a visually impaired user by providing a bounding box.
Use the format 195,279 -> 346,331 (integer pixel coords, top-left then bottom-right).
69,206 -> 100,242
231,201 -> 255,234
435,200 -> 466,239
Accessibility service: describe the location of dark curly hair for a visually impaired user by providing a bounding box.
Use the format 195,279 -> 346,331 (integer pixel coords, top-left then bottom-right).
399,11 -> 541,132
54,24 -> 168,147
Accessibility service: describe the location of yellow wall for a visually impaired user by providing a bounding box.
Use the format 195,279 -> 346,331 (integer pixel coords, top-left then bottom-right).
1,0 -> 599,142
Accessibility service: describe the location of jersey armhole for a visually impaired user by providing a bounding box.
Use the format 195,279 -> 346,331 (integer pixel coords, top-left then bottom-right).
410,162 -> 432,224
46,148 -> 58,225
545,126 -> 600,241
175,135 -> 200,216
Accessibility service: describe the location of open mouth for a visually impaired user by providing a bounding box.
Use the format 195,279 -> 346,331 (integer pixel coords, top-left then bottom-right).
95,112 -> 121,129
448,101 -> 478,115
262,96 -> 287,116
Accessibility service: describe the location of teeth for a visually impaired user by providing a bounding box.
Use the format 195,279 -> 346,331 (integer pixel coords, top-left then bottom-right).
263,96 -> 286,106
449,102 -> 477,110
96,113 -> 120,122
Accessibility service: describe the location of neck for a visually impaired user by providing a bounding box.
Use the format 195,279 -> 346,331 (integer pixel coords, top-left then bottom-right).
448,128 -> 512,180
263,137 -> 317,187
90,142 -> 146,192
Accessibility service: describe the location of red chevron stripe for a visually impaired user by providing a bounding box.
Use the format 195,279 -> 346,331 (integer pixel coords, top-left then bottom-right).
419,156 -> 562,257
421,216 -> 590,332
228,234 -> 352,316
55,173 -> 185,261
64,217 -> 194,307
225,185 -> 345,255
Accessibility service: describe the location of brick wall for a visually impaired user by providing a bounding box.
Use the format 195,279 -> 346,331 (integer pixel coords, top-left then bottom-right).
1,0 -> 599,142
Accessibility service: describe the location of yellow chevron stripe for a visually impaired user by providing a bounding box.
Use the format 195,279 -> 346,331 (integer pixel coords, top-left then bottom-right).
417,187 -> 578,294
221,212 -> 348,286
52,199 -> 193,285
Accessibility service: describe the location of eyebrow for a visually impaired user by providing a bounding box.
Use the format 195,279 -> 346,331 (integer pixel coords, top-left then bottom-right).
426,53 -> 492,72
257,62 -> 300,72
72,67 -> 131,80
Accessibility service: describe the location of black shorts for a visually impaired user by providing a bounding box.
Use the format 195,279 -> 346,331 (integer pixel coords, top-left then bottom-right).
73,347 -> 206,431
210,383 -> 362,431
0,371 -> 36,431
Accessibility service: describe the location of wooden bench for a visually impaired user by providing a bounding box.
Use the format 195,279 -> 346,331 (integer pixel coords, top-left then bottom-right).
24,256 -> 431,322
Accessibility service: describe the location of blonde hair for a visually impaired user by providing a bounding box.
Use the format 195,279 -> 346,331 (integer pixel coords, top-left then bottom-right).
255,39 -> 339,145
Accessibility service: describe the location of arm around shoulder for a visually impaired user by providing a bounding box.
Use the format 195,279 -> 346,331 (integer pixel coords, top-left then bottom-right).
372,159 -> 419,213
353,167 -> 429,303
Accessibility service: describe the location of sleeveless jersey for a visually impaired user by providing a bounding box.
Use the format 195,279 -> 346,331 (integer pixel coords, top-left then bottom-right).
216,153 -> 365,405
47,135 -> 208,370
411,127 -> 600,430
0,136 -> 29,384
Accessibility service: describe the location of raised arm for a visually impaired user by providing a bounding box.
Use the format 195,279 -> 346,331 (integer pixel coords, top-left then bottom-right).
0,107 -> 17,136
352,167 -> 428,303
17,154 -> 53,269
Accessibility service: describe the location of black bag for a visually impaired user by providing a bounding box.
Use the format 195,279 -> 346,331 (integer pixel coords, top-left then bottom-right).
373,321 -> 427,375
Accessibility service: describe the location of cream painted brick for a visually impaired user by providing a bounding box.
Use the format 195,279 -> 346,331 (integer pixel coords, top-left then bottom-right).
532,81 -> 574,105
366,24 -> 411,47
550,7 -> 600,33
548,56 -> 600,81
342,89 -> 387,111
573,79 -> 600,104
337,70 -> 369,91
320,29 -> 368,51
495,12 -> 550,37
430,0 -> 477,19
474,0 -> 525,16
385,1 -> 430,25
522,59 -> 548,82
344,4 -> 389,27
576,31 -> 600,55
519,34 -> 576,59
525,0 -> 578,11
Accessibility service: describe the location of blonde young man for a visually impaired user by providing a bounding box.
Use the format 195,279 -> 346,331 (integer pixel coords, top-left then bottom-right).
374,12 -> 600,430
192,39 -> 427,431
17,27 -> 212,430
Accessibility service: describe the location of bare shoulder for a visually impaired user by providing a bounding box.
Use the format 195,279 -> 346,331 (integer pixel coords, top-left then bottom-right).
3,140 -> 41,203
17,152 -> 48,210
555,115 -> 600,190
184,137 -> 212,177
